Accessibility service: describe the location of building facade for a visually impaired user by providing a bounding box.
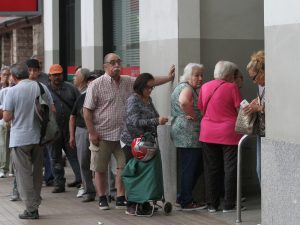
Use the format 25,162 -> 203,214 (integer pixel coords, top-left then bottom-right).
1,0 -> 299,224
0,16 -> 43,68
44,0 -> 263,216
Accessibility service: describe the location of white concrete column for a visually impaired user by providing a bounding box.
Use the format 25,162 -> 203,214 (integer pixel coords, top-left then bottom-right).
262,1 -> 300,225
44,0 -> 60,73
140,0 -> 202,204
81,0 -> 103,70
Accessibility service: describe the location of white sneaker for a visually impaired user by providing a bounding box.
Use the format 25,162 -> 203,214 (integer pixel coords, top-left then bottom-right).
76,186 -> 85,198
223,205 -> 247,213
0,171 -> 6,178
10,188 -> 20,201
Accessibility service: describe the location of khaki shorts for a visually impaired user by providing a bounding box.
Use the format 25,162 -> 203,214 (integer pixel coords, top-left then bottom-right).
90,140 -> 125,172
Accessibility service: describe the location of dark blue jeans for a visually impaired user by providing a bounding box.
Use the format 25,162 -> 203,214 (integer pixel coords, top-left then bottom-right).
48,129 -> 81,187
178,147 -> 203,207
43,145 -> 54,184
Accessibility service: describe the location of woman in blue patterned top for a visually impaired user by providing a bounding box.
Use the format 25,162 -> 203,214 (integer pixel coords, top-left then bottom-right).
120,73 -> 168,216
170,63 -> 207,211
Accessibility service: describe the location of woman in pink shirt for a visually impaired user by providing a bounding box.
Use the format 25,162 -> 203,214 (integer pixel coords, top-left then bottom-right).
198,61 -> 242,213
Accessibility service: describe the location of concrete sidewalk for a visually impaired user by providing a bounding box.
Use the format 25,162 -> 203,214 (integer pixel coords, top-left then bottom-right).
0,167 -> 261,225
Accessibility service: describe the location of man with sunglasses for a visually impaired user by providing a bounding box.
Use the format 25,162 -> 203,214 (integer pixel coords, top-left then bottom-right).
83,53 -> 175,210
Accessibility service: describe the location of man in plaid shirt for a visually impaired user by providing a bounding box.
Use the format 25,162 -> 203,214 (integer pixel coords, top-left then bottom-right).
83,53 -> 175,210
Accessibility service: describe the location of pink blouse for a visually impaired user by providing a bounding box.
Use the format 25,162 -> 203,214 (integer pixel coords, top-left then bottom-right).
198,80 -> 242,145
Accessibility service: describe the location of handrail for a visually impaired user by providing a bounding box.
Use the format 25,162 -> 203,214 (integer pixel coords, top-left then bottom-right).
236,134 -> 250,224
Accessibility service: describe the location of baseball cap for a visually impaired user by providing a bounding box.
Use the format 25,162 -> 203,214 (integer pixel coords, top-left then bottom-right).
26,59 -> 40,69
49,64 -> 63,74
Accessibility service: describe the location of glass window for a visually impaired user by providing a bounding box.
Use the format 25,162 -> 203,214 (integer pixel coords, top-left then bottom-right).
112,0 -> 140,76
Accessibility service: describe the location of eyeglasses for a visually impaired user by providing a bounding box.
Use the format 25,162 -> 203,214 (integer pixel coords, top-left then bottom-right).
145,85 -> 155,91
105,59 -> 122,66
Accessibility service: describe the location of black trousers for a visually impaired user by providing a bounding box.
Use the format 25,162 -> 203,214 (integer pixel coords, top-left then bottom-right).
202,142 -> 237,209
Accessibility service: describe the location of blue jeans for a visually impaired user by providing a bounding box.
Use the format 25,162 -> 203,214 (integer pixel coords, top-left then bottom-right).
257,136 -> 261,185
43,145 -> 54,184
48,129 -> 81,187
178,148 -> 203,207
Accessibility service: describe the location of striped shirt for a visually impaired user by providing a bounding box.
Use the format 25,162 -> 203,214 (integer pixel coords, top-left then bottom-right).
83,73 -> 136,141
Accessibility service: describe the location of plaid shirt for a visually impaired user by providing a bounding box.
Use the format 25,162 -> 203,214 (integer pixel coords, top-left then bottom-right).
83,73 -> 136,141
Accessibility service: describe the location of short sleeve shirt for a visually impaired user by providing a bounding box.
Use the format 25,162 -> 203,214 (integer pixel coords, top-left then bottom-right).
71,93 -> 86,128
3,80 -> 42,147
198,80 -> 242,145
83,73 -> 135,141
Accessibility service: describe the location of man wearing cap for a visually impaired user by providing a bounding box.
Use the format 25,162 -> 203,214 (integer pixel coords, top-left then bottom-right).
69,68 -> 101,202
30,55 -> 49,84
83,52 -> 175,210
47,64 -> 82,193
2,62 -> 52,219
26,59 -> 55,187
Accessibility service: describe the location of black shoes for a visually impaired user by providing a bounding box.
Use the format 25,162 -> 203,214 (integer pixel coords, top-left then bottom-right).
52,186 -> 65,193
99,196 -> 109,210
45,180 -> 54,187
19,210 -> 39,219
82,194 -> 95,203
67,181 -> 81,188
115,196 -> 127,209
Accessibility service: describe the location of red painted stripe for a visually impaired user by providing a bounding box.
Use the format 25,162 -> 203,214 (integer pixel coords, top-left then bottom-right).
0,0 -> 38,12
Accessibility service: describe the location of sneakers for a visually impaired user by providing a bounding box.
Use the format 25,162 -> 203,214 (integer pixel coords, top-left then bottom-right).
223,205 -> 247,213
181,202 -> 207,211
208,206 -> 218,213
125,204 -> 137,216
67,181 -> 81,188
52,186 -> 65,193
82,194 -> 95,203
10,188 -> 20,201
175,199 -> 181,207
136,203 -> 153,217
99,196 -> 109,210
19,210 -> 39,219
115,196 -> 127,209
0,171 -> 7,178
76,186 -> 85,198
45,180 -> 54,187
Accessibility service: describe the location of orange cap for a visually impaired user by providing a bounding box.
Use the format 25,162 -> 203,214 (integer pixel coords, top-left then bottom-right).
49,64 -> 63,74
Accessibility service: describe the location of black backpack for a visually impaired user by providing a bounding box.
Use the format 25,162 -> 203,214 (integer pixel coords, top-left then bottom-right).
35,82 -> 59,145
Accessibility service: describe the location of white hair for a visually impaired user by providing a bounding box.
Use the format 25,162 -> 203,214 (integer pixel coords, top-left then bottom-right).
180,63 -> 204,82
214,61 -> 237,80
80,68 -> 91,81
1,65 -> 10,71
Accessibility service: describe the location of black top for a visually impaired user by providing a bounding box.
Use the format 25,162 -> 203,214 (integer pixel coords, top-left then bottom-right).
47,82 -> 80,128
71,93 -> 86,128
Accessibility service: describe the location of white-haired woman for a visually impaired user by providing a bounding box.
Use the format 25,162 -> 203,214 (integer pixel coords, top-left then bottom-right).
197,61 -> 242,213
170,63 -> 207,210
